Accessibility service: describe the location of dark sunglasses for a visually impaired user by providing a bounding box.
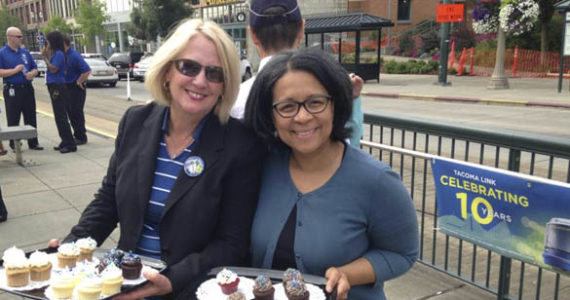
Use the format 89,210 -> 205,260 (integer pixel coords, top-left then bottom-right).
10,35 -> 23,39
172,59 -> 224,83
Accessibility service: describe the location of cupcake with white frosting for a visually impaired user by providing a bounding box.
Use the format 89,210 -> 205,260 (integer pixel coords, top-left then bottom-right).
57,242 -> 80,268
100,263 -> 123,296
76,237 -> 97,262
29,251 -> 52,282
2,246 -> 30,287
76,274 -> 103,300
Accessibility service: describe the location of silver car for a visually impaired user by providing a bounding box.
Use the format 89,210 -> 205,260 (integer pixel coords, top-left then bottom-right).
133,56 -> 152,82
85,58 -> 119,87
30,52 -> 47,77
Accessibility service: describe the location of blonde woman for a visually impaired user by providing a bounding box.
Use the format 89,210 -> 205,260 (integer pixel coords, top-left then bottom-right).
51,18 -> 264,299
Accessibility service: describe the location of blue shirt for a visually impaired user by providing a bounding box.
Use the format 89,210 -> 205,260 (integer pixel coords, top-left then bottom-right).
0,45 -> 37,84
347,95 -> 364,146
65,47 -> 90,83
250,145 -> 419,300
136,108 -> 208,259
46,50 -> 66,84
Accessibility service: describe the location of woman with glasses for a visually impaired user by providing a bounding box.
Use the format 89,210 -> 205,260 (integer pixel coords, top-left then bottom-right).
52,19 -> 264,299
244,48 -> 419,300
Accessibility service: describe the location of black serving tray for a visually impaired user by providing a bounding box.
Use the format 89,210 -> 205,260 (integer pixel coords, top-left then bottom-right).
207,266 -> 337,300
0,247 -> 167,300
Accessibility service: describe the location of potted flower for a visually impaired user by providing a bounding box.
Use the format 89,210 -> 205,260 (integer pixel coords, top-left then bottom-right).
498,0 -> 540,36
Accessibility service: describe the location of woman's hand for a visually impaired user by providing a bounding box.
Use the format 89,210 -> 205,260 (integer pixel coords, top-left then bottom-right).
349,73 -> 364,99
325,267 -> 351,300
113,269 -> 172,300
48,239 -> 60,248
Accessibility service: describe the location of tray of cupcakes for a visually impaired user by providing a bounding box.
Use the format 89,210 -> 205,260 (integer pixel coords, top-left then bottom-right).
197,267 -> 336,300
0,238 -> 167,300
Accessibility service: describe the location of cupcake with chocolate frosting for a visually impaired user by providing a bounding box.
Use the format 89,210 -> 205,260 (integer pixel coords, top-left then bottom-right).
253,275 -> 274,300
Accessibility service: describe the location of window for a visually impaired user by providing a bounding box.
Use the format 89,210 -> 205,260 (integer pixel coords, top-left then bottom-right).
397,0 -> 411,22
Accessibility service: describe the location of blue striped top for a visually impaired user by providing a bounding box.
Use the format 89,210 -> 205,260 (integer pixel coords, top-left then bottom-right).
136,108 -> 208,260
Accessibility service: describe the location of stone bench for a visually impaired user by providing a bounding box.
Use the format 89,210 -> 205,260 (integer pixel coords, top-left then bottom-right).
0,125 -> 37,166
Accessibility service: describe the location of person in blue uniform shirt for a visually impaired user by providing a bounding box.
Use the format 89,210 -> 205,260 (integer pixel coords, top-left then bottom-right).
63,35 -> 91,145
0,26 -> 43,151
42,30 -> 76,154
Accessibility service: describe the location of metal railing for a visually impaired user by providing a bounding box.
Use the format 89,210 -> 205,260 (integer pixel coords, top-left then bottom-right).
362,112 -> 570,300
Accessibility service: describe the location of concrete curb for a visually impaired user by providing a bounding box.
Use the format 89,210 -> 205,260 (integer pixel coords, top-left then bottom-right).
363,92 -> 570,109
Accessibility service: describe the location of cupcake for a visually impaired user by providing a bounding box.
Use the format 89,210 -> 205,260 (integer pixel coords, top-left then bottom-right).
2,246 -> 30,287
29,251 -> 52,282
97,249 -> 125,273
253,275 -> 274,300
282,268 -> 302,288
76,274 -> 103,300
228,291 -> 246,300
120,252 -> 142,279
57,242 -> 80,268
100,263 -> 124,296
50,269 -> 76,299
284,278 -> 309,300
216,268 -> 240,295
73,260 -> 98,286
76,237 -> 97,262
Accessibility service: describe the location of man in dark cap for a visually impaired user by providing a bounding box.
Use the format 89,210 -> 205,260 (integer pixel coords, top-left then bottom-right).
231,0 -> 364,146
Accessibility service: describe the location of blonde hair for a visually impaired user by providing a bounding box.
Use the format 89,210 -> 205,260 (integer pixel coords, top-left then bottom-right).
145,18 -> 240,124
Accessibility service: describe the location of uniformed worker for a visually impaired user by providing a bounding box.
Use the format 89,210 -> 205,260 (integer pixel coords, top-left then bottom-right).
63,35 -> 91,145
0,27 -> 43,151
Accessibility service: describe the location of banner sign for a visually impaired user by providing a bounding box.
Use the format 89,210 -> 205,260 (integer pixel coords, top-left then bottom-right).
431,157 -> 570,274
436,4 -> 464,23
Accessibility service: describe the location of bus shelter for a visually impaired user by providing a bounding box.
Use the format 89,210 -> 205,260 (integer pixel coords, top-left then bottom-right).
304,13 -> 394,82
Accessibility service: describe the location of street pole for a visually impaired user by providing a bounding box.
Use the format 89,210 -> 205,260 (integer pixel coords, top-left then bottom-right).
487,29 -> 510,89
437,0 -> 451,86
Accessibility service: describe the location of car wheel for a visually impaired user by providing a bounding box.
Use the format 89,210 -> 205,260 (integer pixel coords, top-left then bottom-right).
243,68 -> 252,81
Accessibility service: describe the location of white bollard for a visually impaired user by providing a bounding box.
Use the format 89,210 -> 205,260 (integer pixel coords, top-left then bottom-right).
126,68 -> 132,101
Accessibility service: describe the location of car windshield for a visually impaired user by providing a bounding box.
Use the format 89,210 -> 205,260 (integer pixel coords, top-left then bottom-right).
108,53 -> 130,62
85,59 -> 108,67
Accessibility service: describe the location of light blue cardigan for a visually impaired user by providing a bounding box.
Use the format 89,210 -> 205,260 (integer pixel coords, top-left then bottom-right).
250,145 -> 419,299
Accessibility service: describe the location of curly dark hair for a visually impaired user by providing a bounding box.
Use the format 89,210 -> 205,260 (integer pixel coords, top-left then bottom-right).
244,48 -> 353,148
46,31 -> 65,52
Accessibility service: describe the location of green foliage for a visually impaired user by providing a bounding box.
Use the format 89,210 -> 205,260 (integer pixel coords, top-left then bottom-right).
506,13 -> 562,51
43,16 -> 73,34
0,6 -> 23,42
130,0 -> 194,41
75,0 -> 110,46
451,26 -> 476,51
420,30 -> 440,54
384,59 -> 439,74
399,31 -> 415,57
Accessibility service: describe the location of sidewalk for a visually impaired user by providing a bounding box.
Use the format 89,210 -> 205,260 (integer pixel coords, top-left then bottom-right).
0,101 -> 497,299
363,74 -> 570,109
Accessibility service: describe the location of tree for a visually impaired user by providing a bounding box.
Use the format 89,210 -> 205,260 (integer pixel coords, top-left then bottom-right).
130,0 -> 193,41
43,16 -> 73,34
0,5 -> 23,42
537,0 -> 557,63
75,0 -> 110,47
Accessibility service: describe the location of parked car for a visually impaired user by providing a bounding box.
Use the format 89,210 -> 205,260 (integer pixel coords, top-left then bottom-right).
107,52 -> 144,79
240,57 -> 252,82
133,55 -> 153,82
81,53 -> 108,61
30,52 -> 47,77
84,58 -> 118,87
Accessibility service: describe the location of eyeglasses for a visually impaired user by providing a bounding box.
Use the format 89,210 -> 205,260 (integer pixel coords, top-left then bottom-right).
272,94 -> 331,118
172,59 -> 224,83
9,35 -> 23,39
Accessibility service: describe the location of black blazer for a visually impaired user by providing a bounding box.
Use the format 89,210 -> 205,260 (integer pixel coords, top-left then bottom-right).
65,102 -> 264,295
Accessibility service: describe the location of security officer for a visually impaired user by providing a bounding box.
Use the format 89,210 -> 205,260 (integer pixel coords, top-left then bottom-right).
0,27 -> 43,150
63,35 -> 91,145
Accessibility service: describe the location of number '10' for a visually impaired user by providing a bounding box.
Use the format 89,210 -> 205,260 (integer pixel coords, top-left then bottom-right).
456,193 -> 494,225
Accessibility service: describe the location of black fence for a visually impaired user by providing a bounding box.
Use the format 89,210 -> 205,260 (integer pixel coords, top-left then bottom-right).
362,112 -> 570,300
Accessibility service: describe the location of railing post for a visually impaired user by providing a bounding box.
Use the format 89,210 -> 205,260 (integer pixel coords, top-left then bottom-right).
497,149 -> 521,299
497,256 -> 512,300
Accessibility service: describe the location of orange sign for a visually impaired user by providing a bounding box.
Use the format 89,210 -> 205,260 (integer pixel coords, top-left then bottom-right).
436,4 -> 464,23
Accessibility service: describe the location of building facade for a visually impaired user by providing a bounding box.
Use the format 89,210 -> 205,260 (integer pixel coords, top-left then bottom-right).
3,0 -> 49,50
